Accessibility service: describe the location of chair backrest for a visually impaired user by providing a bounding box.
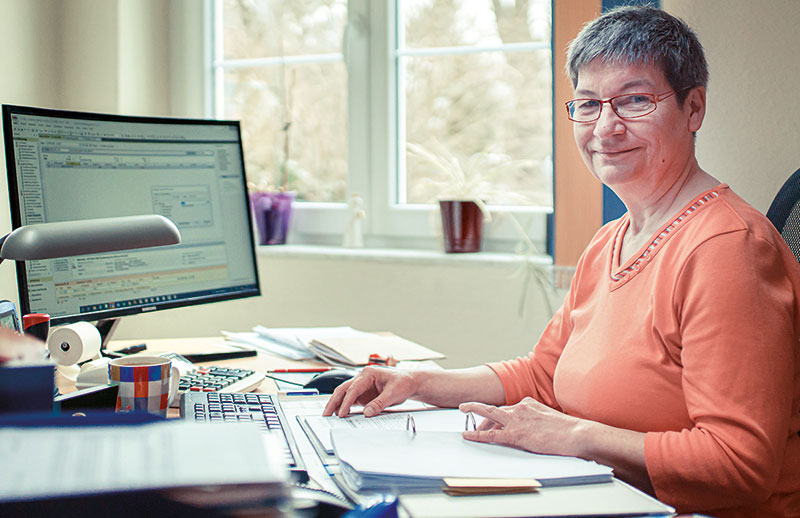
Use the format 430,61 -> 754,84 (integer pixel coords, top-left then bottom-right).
766,168 -> 800,263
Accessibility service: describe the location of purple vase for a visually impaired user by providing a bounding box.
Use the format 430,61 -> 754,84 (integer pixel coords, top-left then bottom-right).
250,191 -> 295,245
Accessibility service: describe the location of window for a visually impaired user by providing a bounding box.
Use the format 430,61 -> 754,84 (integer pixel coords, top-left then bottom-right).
210,0 -> 552,252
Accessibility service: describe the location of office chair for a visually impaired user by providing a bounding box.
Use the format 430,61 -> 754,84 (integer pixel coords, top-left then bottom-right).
766,168 -> 800,263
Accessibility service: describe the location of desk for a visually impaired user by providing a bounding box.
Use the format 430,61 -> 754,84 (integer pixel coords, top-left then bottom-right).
56,336 -> 685,518
56,336 -> 331,397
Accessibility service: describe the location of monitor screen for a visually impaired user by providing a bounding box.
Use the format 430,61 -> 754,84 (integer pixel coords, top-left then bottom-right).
3,105 -> 260,326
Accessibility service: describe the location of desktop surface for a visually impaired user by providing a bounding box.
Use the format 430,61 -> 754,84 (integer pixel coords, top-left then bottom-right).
52,335 -> 687,518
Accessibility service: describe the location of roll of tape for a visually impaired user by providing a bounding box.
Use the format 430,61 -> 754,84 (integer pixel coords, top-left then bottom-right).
47,322 -> 102,366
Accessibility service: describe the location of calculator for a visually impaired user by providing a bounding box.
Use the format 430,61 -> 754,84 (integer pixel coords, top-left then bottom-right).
159,352 -> 265,407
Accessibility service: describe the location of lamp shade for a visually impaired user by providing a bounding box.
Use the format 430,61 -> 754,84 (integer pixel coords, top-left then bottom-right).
0,215 -> 181,261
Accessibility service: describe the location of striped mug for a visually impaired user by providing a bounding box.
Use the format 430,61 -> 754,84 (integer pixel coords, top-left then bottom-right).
108,356 -> 179,416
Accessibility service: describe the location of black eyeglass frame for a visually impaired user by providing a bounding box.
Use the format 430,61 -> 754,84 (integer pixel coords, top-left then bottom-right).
565,87 -> 691,123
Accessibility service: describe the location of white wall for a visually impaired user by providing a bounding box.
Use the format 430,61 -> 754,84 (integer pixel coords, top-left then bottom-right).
113,251 -> 557,368
0,0 -> 62,326
1,0 -> 799,368
663,0 -> 800,212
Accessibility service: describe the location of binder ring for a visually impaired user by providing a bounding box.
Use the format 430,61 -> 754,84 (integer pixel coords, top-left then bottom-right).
406,414 -> 416,436
465,411 -> 477,431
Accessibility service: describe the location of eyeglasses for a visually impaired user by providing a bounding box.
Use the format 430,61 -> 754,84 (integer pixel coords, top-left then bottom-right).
565,88 -> 687,123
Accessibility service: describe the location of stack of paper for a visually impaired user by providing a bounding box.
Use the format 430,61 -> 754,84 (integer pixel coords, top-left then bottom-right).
0,420 -> 289,507
222,326 -> 375,362
224,326 -> 446,367
309,334 -> 445,367
330,426 -> 614,493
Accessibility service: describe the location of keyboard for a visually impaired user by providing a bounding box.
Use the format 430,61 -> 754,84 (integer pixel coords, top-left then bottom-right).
180,391 -> 307,480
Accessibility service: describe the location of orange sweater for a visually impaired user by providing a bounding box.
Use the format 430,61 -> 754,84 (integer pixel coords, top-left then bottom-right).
489,185 -> 800,517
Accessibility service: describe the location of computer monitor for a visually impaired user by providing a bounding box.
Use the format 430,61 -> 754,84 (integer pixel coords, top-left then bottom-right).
2,104 -> 261,329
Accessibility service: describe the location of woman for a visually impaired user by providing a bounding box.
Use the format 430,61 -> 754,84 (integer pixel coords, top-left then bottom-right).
324,6 -> 800,517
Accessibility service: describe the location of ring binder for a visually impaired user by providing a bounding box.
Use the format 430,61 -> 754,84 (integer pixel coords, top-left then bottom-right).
406,414 -> 416,436
465,411 -> 477,431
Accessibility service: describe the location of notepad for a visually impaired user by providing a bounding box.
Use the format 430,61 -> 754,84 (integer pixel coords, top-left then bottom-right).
442,477 -> 541,496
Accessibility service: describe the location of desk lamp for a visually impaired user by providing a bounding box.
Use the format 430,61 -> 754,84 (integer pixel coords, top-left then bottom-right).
0,215 -> 181,412
0,214 -> 181,343
0,214 -> 181,263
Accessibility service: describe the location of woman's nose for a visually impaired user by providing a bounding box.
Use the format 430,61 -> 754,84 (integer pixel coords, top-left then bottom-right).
593,104 -> 626,138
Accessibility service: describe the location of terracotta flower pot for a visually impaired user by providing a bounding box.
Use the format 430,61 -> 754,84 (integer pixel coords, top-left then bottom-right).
439,199 -> 483,253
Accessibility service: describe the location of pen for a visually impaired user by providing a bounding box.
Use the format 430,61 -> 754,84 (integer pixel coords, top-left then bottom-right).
278,389 -> 320,396
271,367 -> 334,373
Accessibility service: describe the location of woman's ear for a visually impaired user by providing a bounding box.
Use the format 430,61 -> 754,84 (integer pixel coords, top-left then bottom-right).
686,86 -> 706,133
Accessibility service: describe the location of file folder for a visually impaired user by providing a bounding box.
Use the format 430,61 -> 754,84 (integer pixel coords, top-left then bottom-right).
398,479 -> 674,517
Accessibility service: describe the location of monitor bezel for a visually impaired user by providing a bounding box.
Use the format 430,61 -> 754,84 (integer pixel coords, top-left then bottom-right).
2,104 -> 261,325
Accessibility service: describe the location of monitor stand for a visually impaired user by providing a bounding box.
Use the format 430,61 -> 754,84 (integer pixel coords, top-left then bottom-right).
95,318 -> 120,352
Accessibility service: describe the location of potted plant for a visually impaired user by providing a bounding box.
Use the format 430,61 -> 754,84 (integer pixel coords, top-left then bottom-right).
249,183 -> 295,246
408,141 -> 565,318
407,141 -> 519,253
249,73 -> 296,246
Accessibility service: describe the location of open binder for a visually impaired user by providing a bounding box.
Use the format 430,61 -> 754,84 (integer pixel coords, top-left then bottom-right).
328,413 -> 615,493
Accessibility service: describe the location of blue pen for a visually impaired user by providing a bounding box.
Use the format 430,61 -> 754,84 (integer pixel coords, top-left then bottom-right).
278,389 -> 319,396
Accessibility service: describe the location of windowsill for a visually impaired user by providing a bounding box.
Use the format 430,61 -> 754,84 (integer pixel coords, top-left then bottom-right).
255,244 -> 553,268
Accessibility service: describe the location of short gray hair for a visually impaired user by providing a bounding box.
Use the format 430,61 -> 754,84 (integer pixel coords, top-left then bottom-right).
566,5 -> 708,105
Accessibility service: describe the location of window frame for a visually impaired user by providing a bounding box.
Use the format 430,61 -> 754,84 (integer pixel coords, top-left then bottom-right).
204,0 -> 552,253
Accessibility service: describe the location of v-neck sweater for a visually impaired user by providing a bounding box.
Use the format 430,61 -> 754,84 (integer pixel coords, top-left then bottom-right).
489,184 -> 800,517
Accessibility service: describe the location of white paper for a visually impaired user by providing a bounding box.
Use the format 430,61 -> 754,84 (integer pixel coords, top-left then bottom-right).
231,326 -> 374,362
278,397 -> 347,498
256,326 -> 372,347
331,428 -> 613,487
221,330 -> 315,360
0,421 -> 288,502
302,407 -> 465,454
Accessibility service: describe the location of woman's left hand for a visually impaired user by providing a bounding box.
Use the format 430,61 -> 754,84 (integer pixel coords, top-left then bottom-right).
460,397 -> 582,457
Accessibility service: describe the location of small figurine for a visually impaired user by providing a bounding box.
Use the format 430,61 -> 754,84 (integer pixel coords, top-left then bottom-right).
343,193 -> 366,248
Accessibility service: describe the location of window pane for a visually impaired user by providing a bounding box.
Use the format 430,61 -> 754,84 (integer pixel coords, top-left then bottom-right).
222,0 -> 347,60
402,0 -> 551,48
400,0 -> 552,208
402,52 -> 552,207
222,63 -> 348,202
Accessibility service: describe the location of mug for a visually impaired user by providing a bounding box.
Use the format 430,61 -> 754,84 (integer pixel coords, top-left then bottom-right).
108,355 -> 179,416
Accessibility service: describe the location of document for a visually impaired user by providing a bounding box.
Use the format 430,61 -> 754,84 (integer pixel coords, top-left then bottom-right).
0,421 -> 288,502
222,330 -> 315,360
224,326 -> 377,362
309,334 -> 445,366
332,429 -> 614,492
300,406 -> 460,454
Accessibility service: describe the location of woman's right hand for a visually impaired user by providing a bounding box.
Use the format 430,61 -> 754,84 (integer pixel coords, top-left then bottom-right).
322,366 -> 419,417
